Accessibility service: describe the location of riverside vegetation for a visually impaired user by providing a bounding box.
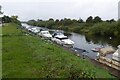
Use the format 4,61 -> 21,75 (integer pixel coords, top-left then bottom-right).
27,16 -> 120,39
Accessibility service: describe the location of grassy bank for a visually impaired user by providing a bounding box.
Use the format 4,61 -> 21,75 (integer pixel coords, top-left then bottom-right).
2,23 -> 116,78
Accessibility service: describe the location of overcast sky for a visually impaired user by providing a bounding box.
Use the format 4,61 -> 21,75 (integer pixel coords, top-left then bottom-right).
0,0 -> 119,21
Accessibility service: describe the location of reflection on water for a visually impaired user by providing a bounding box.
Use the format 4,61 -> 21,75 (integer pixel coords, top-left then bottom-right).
68,33 -> 120,59
84,34 -> 120,48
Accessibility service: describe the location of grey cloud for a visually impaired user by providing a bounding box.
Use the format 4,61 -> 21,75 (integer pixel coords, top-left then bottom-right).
1,0 -> 119,21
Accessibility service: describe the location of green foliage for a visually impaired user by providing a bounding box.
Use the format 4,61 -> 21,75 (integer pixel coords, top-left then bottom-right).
0,5 -> 1,12
106,19 -> 116,23
46,20 -> 55,29
27,18 -> 84,32
62,18 -> 75,26
86,16 -> 93,23
0,5 -> 3,14
86,16 -> 102,23
27,19 -> 36,26
93,16 -> 102,23
36,20 -> 46,27
89,22 -> 119,37
11,16 -> 21,25
62,26 -> 69,31
78,18 -> 84,23
2,15 -> 21,25
27,16 -> 119,38
2,15 -> 12,23
72,26 -> 82,33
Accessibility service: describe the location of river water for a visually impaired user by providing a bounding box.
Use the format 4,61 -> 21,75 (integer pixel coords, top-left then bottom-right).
22,23 -> 120,60
68,33 -> 114,59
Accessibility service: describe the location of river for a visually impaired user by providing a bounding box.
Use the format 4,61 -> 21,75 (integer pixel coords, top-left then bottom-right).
68,33 -> 114,59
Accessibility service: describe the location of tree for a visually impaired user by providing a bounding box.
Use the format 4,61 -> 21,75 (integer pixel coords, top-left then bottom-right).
78,18 -> 84,23
46,19 -> 55,29
106,19 -> 115,23
62,18 -> 73,26
86,16 -> 93,23
0,5 -> 3,14
49,18 -> 54,21
27,19 -> 36,26
37,19 -> 42,22
0,5 -> 1,14
55,19 -> 60,27
93,16 -> 102,23
0,5 -> 3,24
55,19 -> 59,22
110,19 -> 115,22
2,15 -> 12,23
59,19 -> 64,25
11,15 -> 21,25
11,16 -> 18,22
37,21 -> 46,27
72,19 -> 78,23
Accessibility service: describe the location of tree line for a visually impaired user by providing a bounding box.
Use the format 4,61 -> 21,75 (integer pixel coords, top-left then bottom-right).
27,16 -> 120,38
1,15 -> 21,25
0,5 -> 3,14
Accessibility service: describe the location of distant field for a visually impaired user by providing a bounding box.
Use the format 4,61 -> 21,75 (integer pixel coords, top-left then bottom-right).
2,23 -> 116,78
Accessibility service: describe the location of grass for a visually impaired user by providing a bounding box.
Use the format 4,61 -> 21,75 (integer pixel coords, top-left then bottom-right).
2,23 -> 117,78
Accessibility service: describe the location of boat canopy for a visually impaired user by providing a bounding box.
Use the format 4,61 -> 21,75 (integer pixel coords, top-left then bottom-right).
112,50 -> 120,61
99,47 -> 115,56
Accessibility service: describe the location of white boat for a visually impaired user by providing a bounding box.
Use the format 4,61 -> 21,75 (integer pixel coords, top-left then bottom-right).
91,48 -> 102,52
112,45 -> 120,62
28,27 -> 40,34
51,33 -> 74,47
52,32 -> 64,37
98,47 -> 115,56
38,31 -> 52,39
